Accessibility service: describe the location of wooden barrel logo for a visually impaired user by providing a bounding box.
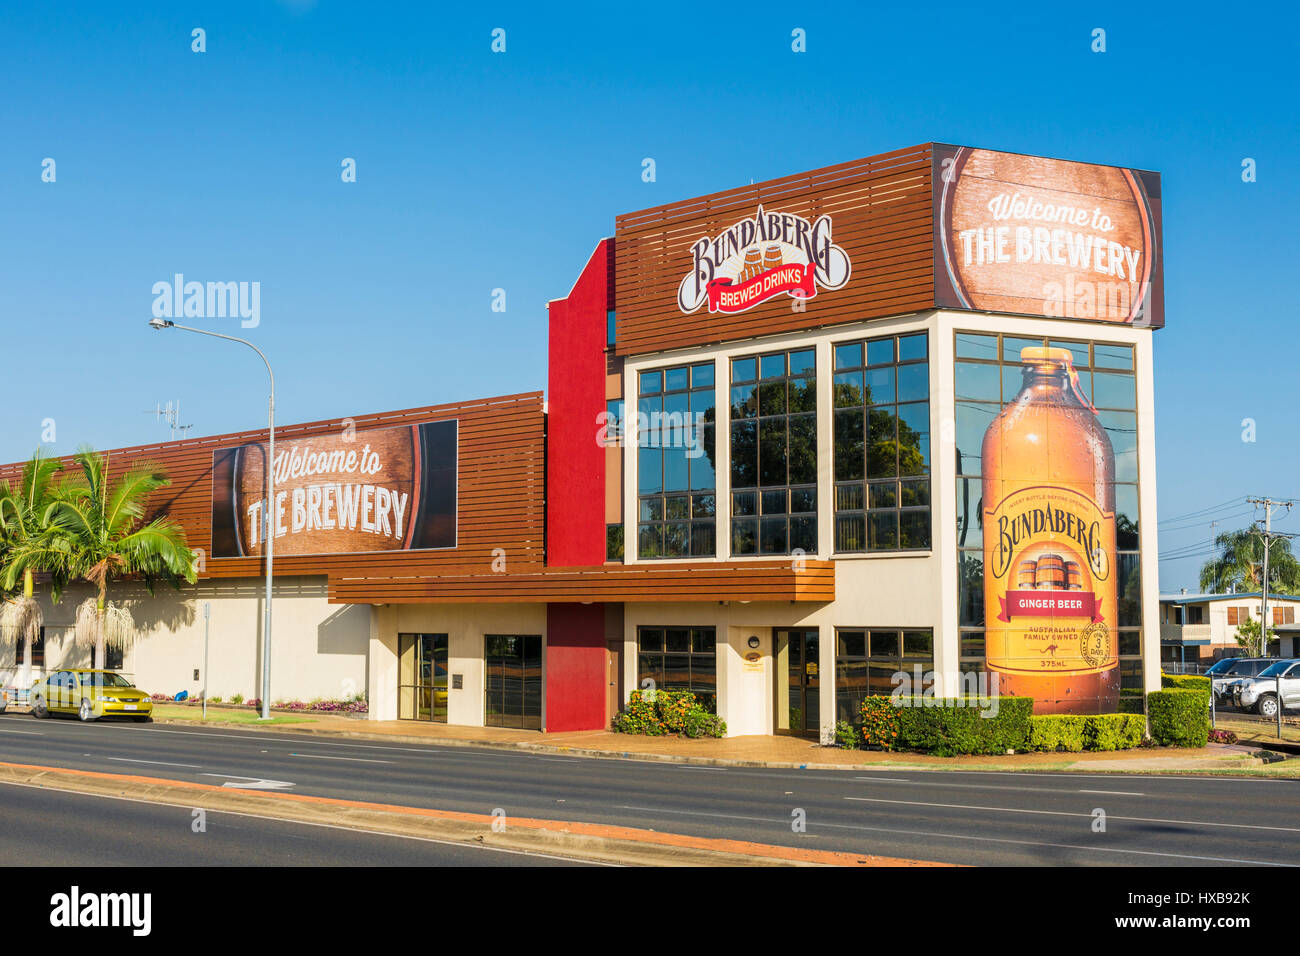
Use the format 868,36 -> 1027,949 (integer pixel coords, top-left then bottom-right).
232,424 -> 422,557
1065,561 -> 1083,591
1034,554 -> 1066,590
761,244 -> 784,272
1015,559 -> 1037,590
939,147 -> 1156,323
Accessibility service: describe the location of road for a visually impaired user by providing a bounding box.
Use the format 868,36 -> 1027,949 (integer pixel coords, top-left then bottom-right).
1,713 -> 1298,866
0,781 -> 587,866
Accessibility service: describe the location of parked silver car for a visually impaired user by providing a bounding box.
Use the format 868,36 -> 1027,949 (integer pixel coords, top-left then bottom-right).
1209,657 -> 1274,705
1234,659 -> 1300,718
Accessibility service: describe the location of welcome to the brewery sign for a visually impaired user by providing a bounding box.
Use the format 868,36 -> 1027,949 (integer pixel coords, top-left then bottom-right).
676,206 -> 852,315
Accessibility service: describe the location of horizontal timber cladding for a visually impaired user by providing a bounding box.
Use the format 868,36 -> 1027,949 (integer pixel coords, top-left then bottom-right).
0,392 -> 546,581
613,143 -> 934,357
327,560 -> 836,604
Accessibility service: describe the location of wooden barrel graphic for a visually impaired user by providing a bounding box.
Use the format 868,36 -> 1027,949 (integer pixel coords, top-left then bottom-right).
740,247 -> 763,282
1016,559 -> 1038,590
232,424 -> 422,557
1065,561 -> 1083,590
762,244 -> 783,272
1034,554 -> 1066,590
939,147 -> 1155,323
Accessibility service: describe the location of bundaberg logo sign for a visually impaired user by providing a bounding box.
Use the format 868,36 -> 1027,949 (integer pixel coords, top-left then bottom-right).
676,205 -> 851,315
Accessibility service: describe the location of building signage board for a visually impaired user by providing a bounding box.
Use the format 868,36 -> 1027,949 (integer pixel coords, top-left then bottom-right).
676,205 -> 851,315
210,419 -> 458,558
934,145 -> 1163,328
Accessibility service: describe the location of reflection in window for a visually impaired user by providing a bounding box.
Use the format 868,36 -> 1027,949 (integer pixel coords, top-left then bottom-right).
833,333 -> 930,552
730,349 -> 816,556
835,627 -> 935,724
638,362 -> 716,557
636,627 -> 717,712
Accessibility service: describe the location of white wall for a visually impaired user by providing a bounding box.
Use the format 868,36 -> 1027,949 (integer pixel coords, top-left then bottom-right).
0,576 -> 370,704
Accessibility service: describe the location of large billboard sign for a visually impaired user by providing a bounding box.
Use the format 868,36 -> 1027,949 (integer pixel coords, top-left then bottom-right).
210,419 -> 457,558
935,145 -> 1163,328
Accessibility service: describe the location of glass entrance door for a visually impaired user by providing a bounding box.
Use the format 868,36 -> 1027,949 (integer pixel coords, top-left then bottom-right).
775,628 -> 820,735
484,634 -> 543,730
398,633 -> 448,721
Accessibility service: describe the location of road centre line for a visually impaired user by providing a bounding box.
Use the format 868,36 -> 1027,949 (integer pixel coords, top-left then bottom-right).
0,728 -> 43,735
614,804 -> 1295,867
853,777 -> 1145,797
288,753 -> 393,764
106,757 -> 203,769
841,795 -> 1300,833
1079,789 -> 1145,796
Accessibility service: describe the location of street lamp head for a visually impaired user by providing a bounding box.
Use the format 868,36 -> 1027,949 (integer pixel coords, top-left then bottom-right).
148,317 -> 175,330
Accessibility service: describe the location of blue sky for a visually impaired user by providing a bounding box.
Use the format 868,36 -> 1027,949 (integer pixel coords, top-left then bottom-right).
0,1 -> 1295,591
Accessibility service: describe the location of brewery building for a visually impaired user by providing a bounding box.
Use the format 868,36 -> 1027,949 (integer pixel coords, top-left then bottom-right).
0,143 -> 1164,739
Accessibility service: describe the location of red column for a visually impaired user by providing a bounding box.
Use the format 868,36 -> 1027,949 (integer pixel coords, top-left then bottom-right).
546,239 -> 613,567
545,603 -> 607,732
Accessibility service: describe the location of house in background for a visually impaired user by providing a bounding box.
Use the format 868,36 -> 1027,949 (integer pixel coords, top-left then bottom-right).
1159,591 -> 1300,667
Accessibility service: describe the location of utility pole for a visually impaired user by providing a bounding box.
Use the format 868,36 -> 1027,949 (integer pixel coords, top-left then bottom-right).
1208,519 -> 1218,593
1247,496 -> 1295,740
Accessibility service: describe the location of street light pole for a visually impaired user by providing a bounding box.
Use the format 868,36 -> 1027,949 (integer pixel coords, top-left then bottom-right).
149,319 -> 276,720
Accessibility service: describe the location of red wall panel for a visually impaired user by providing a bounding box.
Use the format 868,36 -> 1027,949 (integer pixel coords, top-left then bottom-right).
546,239 -> 612,567
545,602 -> 607,732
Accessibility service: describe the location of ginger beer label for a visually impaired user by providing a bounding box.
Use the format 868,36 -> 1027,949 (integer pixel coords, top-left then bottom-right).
984,484 -> 1118,676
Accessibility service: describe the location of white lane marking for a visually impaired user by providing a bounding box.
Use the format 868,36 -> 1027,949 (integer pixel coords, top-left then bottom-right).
614,804 -> 1294,867
0,780 -> 610,866
1079,789 -> 1145,796
853,777 -> 1142,797
130,726 -> 535,758
842,795 -> 1300,833
287,753 -> 393,764
855,776 -> 911,782
107,757 -> 202,769
198,773 -> 295,791
0,728 -> 43,736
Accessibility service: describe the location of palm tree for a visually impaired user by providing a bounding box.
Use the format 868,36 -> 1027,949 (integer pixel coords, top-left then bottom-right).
0,451 -> 67,687
1199,528 -> 1300,595
50,448 -> 196,670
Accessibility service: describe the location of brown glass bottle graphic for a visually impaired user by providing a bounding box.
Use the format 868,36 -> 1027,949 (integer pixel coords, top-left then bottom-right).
982,347 -> 1120,714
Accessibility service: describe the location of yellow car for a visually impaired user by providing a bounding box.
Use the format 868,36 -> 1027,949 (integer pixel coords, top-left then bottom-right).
30,670 -> 154,722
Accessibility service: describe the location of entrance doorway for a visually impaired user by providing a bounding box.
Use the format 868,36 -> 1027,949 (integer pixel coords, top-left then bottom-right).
484,634 -> 543,729
775,628 -> 820,736
398,633 -> 448,722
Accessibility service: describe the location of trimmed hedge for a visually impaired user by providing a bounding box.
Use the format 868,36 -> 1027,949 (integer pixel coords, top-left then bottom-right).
1148,688 -> 1210,747
1029,714 -> 1087,752
891,696 -> 1034,756
1162,673 -> 1211,694
1028,714 -> 1145,752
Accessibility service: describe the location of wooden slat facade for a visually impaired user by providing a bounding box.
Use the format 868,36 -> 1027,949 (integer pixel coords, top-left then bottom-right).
327,560 -> 836,605
0,392 -> 546,582
613,143 -> 935,357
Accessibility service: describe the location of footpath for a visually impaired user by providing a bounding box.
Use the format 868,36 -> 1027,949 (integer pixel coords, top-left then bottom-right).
149,704 -> 1300,777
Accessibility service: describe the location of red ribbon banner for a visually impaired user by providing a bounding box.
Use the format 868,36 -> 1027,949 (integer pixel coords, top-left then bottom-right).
706,263 -> 816,314
997,591 -> 1104,624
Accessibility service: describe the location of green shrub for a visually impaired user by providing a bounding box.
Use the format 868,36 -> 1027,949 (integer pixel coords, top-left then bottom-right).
1148,688 -> 1210,747
1030,714 -> 1087,752
654,690 -> 696,733
860,696 -> 901,750
834,719 -> 859,750
230,693 -> 244,705
1162,673 -> 1211,694
1083,714 -> 1145,751
612,689 -> 665,735
209,696 -> 223,704
894,697 -> 1033,756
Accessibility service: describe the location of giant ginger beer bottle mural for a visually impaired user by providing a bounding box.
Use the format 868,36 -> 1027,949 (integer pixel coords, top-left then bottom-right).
982,347 -> 1120,713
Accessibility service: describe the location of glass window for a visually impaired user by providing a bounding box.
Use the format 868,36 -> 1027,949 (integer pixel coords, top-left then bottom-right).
638,362 -> 717,557
953,332 -> 1144,690
833,333 -> 930,553
636,626 -> 717,712
836,627 -> 934,724
731,349 -> 816,555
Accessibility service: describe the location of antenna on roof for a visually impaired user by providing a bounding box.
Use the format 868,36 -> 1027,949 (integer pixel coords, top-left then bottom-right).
144,400 -> 194,441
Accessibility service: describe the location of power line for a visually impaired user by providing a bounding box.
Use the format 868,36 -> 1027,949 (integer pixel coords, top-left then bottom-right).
1157,496 -> 1247,526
